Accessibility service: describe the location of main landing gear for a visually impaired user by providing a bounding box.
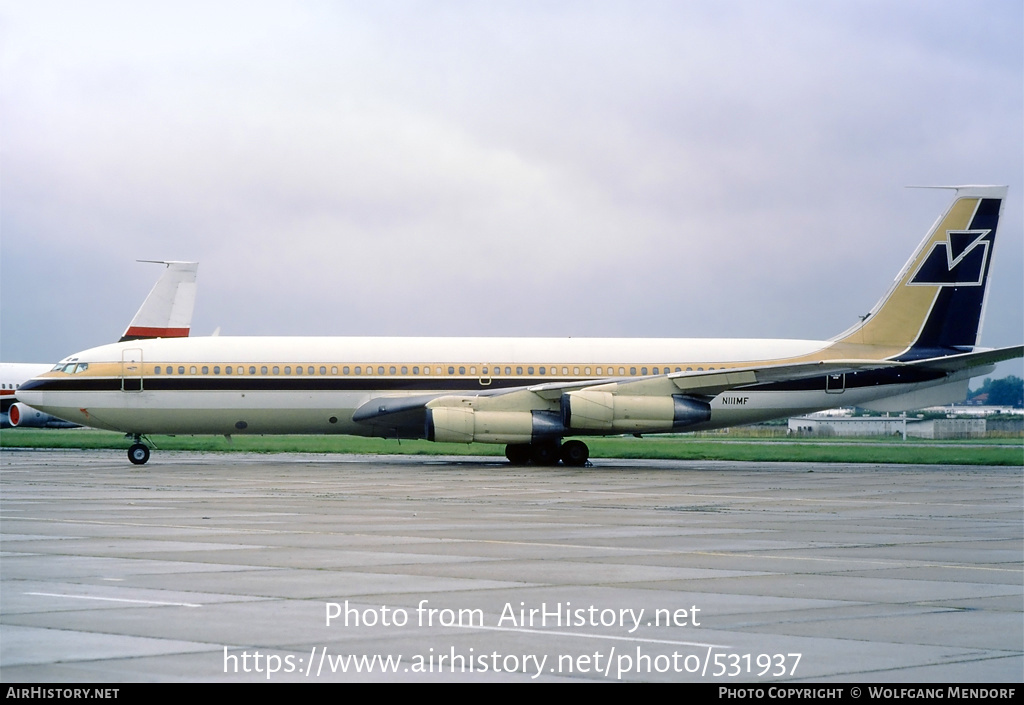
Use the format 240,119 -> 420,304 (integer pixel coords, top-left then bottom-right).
127,435 -> 151,465
505,440 -> 590,467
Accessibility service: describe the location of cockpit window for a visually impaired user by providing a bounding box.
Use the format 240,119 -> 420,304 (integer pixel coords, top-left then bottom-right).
57,362 -> 89,374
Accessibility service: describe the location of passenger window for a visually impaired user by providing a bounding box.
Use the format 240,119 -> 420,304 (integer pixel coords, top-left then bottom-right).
330,366 -> 337,375
214,366 -> 221,374
390,366 -> 397,375
413,366 -> 419,375
190,366 -> 198,374
284,366 -> 291,375
179,366 -> 186,374
527,367 -> 534,375
448,366 -> 455,375
155,366 -> 161,374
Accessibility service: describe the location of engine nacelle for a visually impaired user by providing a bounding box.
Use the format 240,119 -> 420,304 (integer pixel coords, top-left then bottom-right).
425,407 -> 532,444
7,402 -> 79,429
561,392 -> 710,433
425,406 -> 566,444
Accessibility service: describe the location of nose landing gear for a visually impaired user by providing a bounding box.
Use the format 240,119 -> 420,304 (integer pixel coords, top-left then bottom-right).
127,435 -> 151,465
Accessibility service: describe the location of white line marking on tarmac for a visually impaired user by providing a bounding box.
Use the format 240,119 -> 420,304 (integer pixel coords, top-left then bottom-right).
26,592 -> 202,607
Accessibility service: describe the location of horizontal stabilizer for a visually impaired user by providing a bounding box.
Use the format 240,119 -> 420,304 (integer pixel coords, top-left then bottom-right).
903,345 -> 1024,373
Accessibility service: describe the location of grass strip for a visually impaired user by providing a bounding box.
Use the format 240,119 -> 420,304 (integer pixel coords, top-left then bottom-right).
3,429 -> 1021,465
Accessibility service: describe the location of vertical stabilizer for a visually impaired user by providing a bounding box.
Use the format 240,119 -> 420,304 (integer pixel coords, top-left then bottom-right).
119,261 -> 198,342
831,187 -> 1005,360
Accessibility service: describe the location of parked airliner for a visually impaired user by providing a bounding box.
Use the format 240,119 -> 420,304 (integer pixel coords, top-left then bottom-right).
16,188 -> 1022,465
3,261 -> 197,429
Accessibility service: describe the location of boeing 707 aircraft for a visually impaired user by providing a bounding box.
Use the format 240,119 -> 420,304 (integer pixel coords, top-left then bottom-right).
16,187 -> 1022,465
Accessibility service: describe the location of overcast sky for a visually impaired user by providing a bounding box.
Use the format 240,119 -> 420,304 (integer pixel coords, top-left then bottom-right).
2,1 -> 1021,378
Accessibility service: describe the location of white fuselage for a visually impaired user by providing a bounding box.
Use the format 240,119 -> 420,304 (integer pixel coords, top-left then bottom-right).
16,335 -> 971,438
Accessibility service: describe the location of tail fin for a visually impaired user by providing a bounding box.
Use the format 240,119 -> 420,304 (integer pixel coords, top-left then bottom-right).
831,186 -> 1006,360
119,261 -> 198,342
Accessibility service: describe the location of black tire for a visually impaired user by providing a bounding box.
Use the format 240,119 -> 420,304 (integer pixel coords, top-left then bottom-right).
560,440 -> 589,467
128,443 -> 150,465
531,442 -> 561,466
505,444 -> 531,465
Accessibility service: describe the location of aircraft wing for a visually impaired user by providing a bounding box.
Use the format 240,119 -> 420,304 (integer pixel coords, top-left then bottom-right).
539,359 -> 899,399
351,358 -> 901,437
352,346 -> 1023,437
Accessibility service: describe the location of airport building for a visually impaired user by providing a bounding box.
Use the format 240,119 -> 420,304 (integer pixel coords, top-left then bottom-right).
788,414 -> 988,439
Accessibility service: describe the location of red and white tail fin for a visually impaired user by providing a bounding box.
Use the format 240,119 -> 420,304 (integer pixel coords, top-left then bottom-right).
119,261 -> 198,342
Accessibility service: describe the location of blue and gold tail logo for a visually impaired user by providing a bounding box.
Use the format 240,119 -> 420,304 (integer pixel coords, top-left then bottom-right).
909,229 -> 992,287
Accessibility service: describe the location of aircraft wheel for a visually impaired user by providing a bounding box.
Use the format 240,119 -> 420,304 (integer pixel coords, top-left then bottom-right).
560,440 -> 589,467
505,444 -> 531,465
128,443 -> 150,465
531,442 -> 561,466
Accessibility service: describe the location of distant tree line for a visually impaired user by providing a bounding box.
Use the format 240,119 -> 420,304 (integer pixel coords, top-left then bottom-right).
968,376 -> 1023,408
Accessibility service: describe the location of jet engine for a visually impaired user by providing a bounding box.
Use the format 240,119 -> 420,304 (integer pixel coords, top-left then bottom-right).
8,402 -> 79,429
561,391 -> 710,433
425,404 -> 565,445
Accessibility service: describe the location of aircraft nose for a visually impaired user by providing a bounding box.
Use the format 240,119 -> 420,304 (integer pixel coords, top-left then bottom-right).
13,378 -> 45,405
